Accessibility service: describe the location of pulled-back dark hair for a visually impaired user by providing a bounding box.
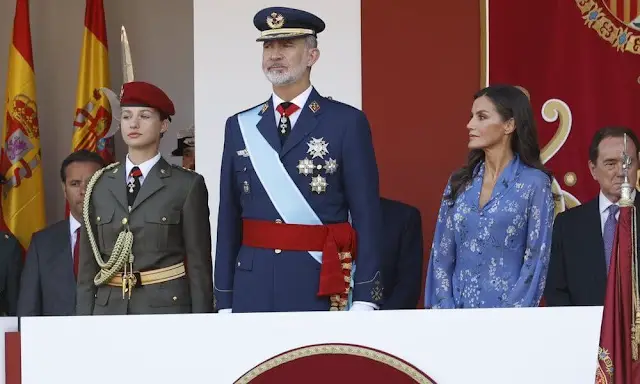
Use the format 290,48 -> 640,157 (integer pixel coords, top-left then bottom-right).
445,84 -> 554,203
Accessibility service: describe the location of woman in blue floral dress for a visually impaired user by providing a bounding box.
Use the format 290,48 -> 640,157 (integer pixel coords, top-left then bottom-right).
424,85 -> 555,309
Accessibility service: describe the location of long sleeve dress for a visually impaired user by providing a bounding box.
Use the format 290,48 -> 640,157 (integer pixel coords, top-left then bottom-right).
424,155 -> 555,309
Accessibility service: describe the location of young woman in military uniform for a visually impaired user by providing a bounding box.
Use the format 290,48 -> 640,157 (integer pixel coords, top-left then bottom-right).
76,81 -> 213,315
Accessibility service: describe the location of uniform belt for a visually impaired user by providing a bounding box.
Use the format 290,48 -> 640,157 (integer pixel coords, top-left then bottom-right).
241,219 -> 356,297
107,262 -> 186,288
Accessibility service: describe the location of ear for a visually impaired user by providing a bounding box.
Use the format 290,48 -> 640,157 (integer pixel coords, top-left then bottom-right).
503,118 -> 515,135
160,119 -> 169,135
588,160 -> 597,180
307,48 -> 320,67
61,182 -> 68,199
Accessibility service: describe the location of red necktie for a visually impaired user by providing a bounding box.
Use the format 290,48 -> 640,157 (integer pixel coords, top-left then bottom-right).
73,227 -> 80,279
276,102 -> 300,144
129,167 -> 142,178
276,101 -> 300,117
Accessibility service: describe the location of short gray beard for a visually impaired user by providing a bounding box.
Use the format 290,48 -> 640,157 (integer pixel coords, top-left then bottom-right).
264,62 -> 307,86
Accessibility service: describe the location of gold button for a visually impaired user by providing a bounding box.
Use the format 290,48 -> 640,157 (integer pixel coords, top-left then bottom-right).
97,216 -> 101,222
275,249 -> 282,254
161,217 -> 167,222
121,218 -> 128,225
275,219 -> 282,223
172,296 -> 177,301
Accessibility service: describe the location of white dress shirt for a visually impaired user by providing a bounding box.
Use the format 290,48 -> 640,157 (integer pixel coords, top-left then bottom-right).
598,189 -> 637,234
69,214 -> 81,258
271,84 -> 313,129
125,152 -> 161,185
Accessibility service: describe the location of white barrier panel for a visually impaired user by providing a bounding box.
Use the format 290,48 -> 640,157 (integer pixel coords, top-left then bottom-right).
21,307 -> 602,383
0,318 -> 18,384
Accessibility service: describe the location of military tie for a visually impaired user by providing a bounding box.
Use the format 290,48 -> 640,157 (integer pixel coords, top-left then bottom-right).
276,102 -> 300,145
127,166 -> 143,208
603,204 -> 619,271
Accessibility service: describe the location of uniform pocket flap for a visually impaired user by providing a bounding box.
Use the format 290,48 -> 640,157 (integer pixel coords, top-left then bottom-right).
145,210 -> 181,225
95,286 -> 112,306
235,249 -> 254,271
95,208 -> 115,225
234,158 -> 254,173
147,278 -> 191,308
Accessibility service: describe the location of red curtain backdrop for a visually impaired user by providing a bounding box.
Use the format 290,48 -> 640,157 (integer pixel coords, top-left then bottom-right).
362,2 -> 481,306
485,0 -> 640,209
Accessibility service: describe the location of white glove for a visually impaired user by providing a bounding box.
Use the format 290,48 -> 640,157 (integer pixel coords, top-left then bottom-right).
349,302 -> 376,311
218,308 -> 232,314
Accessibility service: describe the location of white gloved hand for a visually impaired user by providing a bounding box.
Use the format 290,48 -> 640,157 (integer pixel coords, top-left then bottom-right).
349,302 -> 375,311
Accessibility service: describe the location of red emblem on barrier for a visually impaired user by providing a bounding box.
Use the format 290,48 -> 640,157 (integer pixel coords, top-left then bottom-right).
234,343 -> 437,383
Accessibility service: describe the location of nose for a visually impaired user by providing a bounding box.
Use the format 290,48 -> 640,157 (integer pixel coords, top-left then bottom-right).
129,119 -> 139,129
269,48 -> 284,60
466,118 -> 474,131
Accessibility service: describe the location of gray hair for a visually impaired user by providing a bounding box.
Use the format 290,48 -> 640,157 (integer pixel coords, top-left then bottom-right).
305,35 -> 318,49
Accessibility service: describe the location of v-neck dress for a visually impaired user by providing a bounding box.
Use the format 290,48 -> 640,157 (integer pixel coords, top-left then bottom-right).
424,155 -> 555,308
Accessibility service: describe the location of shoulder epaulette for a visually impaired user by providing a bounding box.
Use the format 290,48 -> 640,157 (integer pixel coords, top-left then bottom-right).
170,163 -> 199,174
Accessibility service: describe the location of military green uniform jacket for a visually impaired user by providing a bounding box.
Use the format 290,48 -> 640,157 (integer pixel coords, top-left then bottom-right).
76,157 -> 213,315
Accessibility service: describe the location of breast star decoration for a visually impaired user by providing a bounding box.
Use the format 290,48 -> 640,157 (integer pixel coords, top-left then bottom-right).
297,137 -> 339,194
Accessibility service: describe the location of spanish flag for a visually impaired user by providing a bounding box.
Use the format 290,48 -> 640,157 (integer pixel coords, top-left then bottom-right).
0,0 -> 46,250
71,0 -> 114,163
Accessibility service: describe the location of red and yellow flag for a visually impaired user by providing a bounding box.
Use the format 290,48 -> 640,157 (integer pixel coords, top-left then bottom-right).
71,0 -> 114,163
0,0 -> 46,250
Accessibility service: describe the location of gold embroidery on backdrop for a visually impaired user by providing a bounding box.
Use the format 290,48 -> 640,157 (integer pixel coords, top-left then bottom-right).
540,99 -> 582,216
576,0 -> 640,54
564,172 -> 578,187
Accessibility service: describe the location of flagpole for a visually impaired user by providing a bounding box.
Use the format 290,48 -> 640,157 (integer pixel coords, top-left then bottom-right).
121,26 -> 134,83
621,133 -> 640,360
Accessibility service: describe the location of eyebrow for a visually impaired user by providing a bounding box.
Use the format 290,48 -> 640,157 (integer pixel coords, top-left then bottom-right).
122,108 -> 153,114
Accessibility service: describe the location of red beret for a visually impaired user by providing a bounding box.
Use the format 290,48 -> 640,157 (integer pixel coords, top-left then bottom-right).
119,81 -> 175,118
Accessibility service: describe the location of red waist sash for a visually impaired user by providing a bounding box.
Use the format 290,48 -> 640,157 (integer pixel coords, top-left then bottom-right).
242,219 -> 356,297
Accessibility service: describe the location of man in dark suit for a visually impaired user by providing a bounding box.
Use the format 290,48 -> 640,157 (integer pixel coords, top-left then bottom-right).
379,198 -> 423,309
17,150 -> 104,316
545,126 -> 640,306
0,229 -> 21,316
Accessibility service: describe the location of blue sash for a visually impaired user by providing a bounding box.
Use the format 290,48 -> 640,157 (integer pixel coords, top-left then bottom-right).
237,105 -> 356,308
237,106 -> 323,264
